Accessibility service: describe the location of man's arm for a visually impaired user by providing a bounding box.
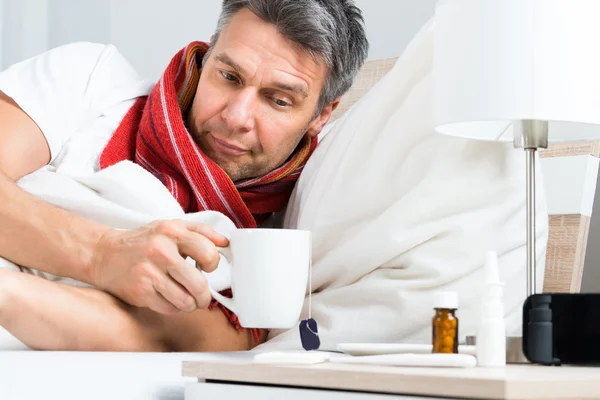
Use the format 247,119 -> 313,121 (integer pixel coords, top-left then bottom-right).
0,91 -> 110,284
0,91 -> 227,315
0,268 -> 264,352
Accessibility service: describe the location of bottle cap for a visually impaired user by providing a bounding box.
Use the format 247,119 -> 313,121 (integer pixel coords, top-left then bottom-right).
434,291 -> 459,310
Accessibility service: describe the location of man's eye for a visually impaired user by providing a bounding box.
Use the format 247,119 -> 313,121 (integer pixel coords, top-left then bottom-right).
221,71 -> 239,83
273,98 -> 291,108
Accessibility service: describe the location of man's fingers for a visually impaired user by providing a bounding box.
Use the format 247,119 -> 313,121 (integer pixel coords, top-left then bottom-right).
152,220 -> 229,247
167,261 -> 212,309
144,219 -> 222,311
181,221 -> 229,247
147,293 -> 181,315
152,274 -> 197,313
178,232 -> 222,273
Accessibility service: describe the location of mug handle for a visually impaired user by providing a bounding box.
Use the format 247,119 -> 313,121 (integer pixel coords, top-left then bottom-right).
206,246 -> 236,313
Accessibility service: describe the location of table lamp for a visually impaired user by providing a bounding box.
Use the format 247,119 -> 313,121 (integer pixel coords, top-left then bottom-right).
433,0 -> 600,298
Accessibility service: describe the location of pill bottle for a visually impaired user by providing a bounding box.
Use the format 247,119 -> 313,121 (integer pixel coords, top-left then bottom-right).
432,291 -> 459,354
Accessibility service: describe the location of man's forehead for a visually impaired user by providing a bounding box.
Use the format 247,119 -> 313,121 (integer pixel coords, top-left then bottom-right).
211,8 -> 328,91
213,51 -> 310,98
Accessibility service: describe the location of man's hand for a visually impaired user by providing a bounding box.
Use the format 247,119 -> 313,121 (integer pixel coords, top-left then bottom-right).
92,220 -> 229,315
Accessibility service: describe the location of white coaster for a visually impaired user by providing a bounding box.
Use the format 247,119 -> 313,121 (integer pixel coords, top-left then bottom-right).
329,353 -> 477,368
253,351 -> 330,365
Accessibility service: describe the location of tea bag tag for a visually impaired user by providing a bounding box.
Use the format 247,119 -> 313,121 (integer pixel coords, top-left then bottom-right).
299,256 -> 320,351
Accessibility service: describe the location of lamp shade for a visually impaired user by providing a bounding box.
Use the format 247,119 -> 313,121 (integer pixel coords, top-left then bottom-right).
433,0 -> 600,142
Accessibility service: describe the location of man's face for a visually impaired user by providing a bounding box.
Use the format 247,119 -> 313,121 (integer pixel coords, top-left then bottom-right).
187,8 -> 337,181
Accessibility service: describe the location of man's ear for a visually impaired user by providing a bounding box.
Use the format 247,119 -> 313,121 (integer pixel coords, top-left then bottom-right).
306,97 -> 341,137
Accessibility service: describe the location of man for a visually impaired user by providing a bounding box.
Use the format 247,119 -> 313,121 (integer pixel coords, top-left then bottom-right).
0,0 -> 369,351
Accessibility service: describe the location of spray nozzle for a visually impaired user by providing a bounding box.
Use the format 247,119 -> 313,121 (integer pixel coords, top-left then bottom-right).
484,251 -> 504,298
485,251 -> 500,282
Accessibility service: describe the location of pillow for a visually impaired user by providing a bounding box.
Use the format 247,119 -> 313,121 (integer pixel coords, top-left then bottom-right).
259,19 -> 548,351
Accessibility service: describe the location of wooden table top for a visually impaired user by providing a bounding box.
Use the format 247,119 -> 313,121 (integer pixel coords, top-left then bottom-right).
183,357 -> 600,400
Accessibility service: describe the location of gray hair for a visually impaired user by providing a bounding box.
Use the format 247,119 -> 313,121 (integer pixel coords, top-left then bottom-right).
205,0 -> 369,116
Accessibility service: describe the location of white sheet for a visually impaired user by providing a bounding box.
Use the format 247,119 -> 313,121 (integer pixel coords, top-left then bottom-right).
0,160 -> 238,350
0,351 -> 255,400
259,20 -> 548,351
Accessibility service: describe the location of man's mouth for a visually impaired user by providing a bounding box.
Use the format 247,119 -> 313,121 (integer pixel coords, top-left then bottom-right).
209,135 -> 249,156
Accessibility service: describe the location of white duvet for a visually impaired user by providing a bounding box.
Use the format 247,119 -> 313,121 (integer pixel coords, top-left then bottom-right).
0,161 -> 238,350
0,20 -> 547,352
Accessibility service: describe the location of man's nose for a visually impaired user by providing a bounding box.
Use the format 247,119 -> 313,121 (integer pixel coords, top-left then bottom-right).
221,88 -> 256,133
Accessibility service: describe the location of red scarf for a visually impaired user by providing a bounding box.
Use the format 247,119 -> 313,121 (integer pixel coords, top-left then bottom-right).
99,42 -> 318,342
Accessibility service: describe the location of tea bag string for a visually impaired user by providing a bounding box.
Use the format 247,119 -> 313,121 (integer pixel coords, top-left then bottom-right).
299,253 -> 320,351
308,256 -> 312,320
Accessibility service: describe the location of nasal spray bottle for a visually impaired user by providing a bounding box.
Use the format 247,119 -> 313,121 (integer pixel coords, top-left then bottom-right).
476,251 -> 506,367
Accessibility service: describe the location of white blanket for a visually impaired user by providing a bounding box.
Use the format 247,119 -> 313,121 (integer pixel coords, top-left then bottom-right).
259,20 -> 548,351
0,161 -> 238,349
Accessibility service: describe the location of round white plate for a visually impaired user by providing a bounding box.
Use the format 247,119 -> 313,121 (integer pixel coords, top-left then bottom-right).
336,343 -> 476,356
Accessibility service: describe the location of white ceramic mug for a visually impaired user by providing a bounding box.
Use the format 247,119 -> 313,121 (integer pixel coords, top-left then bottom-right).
208,228 -> 311,329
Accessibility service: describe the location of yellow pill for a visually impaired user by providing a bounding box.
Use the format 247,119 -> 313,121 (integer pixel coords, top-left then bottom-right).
443,336 -> 454,348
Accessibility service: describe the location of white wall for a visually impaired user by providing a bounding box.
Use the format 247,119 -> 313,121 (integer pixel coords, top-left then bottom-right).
2,0 -> 48,68
109,0 -> 223,81
0,0 -> 438,78
355,0 -> 437,60
48,0 -> 110,49
108,0 -> 437,80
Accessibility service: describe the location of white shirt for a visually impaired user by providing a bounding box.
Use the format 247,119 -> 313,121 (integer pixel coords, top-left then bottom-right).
0,42 -> 154,174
